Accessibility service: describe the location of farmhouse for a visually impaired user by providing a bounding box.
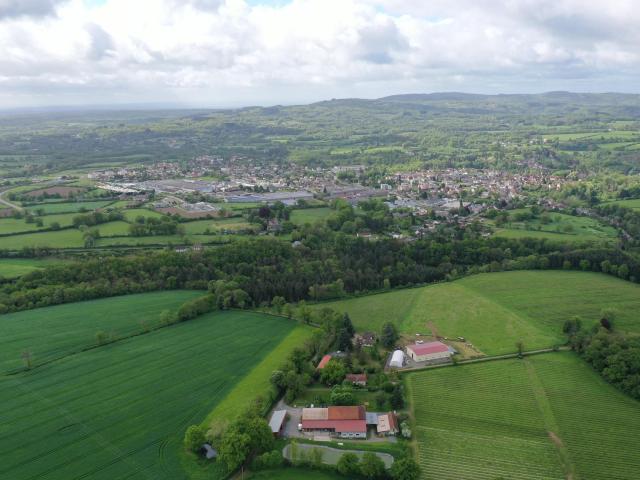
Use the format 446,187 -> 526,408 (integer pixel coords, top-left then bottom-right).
406,341 -> 453,363
316,354 -> 332,369
345,373 -> 367,386
301,406 -> 367,439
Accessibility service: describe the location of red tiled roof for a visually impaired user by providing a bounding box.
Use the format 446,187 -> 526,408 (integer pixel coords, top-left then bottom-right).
301,419 -> 367,433
346,373 -> 367,383
328,406 -> 365,421
317,354 -> 332,369
408,341 -> 449,356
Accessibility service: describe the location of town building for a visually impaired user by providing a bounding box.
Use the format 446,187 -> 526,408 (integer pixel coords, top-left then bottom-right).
376,412 -> 399,436
345,373 -> 367,386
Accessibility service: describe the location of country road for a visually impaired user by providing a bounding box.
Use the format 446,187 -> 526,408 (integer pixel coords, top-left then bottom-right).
0,187 -> 23,211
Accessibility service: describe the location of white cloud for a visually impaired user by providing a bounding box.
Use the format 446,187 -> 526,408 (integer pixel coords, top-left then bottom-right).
0,0 -> 639,108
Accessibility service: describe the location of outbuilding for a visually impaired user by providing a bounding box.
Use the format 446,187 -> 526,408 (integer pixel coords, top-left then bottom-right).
389,350 -> 405,368
269,410 -> 287,437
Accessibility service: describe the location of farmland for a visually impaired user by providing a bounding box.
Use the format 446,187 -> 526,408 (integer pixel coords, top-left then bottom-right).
314,271 -> 640,355
0,310 -> 299,480
407,352 -> 640,480
290,207 -> 333,225
0,290 -> 203,373
25,199 -> 116,214
0,257 -> 63,278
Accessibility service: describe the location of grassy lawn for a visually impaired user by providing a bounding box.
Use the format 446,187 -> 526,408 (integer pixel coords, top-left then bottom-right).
315,271 -> 640,355
292,386 -> 380,408
0,290 -> 203,373
0,310 -> 297,480
290,207 -> 333,225
0,257 -> 64,278
407,352 -> 640,480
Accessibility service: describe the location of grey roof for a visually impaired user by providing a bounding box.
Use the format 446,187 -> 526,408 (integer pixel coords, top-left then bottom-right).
366,412 -> 379,425
269,410 -> 287,433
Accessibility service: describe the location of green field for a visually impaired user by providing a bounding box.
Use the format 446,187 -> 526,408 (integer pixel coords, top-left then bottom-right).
491,211 -> 616,243
0,290 -> 203,373
407,352 -> 640,480
182,217 -> 254,234
0,213 -> 80,235
98,220 -> 134,236
25,199 -> 115,214
249,468 -> 347,480
121,208 -> 166,221
0,257 -> 63,278
314,271 -> 640,355
290,207 -> 333,225
0,228 -> 85,248
0,310 -> 299,479
605,198 -> 640,210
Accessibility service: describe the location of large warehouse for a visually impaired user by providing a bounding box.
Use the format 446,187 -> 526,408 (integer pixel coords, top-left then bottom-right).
300,406 -> 367,439
406,341 -> 454,363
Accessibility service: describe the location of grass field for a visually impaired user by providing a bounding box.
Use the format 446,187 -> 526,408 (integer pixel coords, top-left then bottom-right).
121,208 -> 166,221
290,207 -> 333,225
25,199 -> 115,214
0,229 -> 85,248
314,271 -> 640,355
0,310 -> 298,480
0,213 -> 79,235
407,352 -> 640,480
182,217 -> 254,234
0,290 -> 203,373
248,467 -> 347,480
0,257 -> 63,278
491,211 -> 616,243
605,198 -> 640,210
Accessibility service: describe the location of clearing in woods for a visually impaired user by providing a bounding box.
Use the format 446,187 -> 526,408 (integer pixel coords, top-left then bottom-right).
0,310 -> 300,480
314,271 -> 640,355
406,352 -> 640,480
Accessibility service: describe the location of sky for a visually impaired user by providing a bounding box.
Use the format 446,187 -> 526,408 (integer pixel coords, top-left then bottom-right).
0,0 -> 639,109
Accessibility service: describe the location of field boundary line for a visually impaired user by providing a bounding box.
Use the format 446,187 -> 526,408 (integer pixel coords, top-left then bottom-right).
524,359 -> 576,480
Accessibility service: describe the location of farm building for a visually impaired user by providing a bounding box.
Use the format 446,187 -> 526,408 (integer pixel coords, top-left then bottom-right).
406,341 -> 453,363
301,406 -> 367,439
389,350 -> 405,368
345,373 -> 367,386
269,410 -> 287,437
317,354 -> 332,369
376,412 -> 399,436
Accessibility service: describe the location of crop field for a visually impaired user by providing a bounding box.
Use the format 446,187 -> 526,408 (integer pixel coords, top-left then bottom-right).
0,310 -> 298,480
315,271 -> 640,355
407,352 -> 640,480
290,207 -> 333,225
25,200 -> 116,214
0,257 -> 63,278
0,290 -> 203,373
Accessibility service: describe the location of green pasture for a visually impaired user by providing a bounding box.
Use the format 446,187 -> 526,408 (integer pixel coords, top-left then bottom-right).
0,213 -> 80,235
182,217 -> 254,234
121,208 -> 166,221
249,468 -> 347,480
0,310 -> 297,480
290,207 -> 333,225
98,220 -> 134,236
491,211 -> 616,243
0,258 -> 63,278
407,352 -> 640,480
605,198 -> 640,210
0,229 -> 84,248
25,199 -> 115,214
315,271 -> 640,355
0,290 -> 202,373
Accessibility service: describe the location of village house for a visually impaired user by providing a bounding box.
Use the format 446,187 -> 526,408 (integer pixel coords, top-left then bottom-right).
300,406 -> 367,439
354,332 -> 376,347
345,373 -> 367,386
376,412 -> 399,436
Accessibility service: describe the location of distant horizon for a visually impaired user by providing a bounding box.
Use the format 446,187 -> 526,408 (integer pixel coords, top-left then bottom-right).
2,90 -> 640,114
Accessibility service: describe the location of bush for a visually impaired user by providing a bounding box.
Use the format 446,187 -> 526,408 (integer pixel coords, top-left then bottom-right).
183,425 -> 206,453
337,452 -> 361,477
252,450 -> 284,470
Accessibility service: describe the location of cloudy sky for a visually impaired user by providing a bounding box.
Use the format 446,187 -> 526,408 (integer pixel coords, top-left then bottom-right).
0,0 -> 639,108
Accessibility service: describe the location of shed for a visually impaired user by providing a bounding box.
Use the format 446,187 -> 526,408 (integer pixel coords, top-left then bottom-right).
389,350 -> 404,368
269,410 -> 287,437
406,341 -> 452,363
